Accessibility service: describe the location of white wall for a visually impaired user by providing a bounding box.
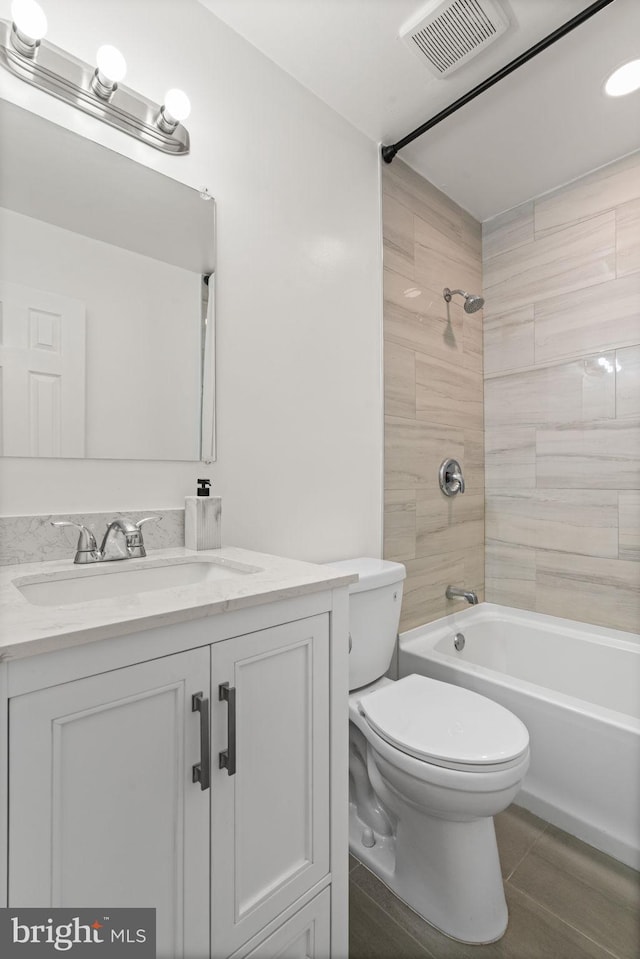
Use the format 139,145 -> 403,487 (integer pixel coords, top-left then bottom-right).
0,0 -> 383,562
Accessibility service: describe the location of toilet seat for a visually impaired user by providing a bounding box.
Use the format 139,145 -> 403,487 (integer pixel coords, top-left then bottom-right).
358,674 -> 529,772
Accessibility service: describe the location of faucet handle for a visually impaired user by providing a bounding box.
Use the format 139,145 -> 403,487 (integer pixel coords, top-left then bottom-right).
51,520 -> 98,551
135,515 -> 162,530
125,515 -> 162,558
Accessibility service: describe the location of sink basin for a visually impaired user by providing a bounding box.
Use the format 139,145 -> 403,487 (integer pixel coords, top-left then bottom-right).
15,557 -> 262,606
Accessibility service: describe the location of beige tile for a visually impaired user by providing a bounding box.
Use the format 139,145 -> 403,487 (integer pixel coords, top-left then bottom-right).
463,305 -> 483,373
384,266 -> 435,317
415,353 -> 483,431
535,550 -> 640,633
382,159 -> 462,245
617,196 -> 640,278
534,273 -> 640,364
484,305 -> 535,374
415,232 -> 482,308
536,419 -> 640,489
485,541 -> 536,609
617,345 -> 640,418
483,212 -> 616,315
464,428 -> 485,490
382,192 -> 414,278
385,415 -> 464,489
461,208 -> 482,259
414,215 -> 482,303
485,355 -> 616,429
401,552 -> 466,630
483,201 -> 534,261
509,824 -> 640,959
534,151 -> 640,235
619,491 -> 640,561
384,340 -> 415,418
384,266 -> 460,333
384,296 -> 465,366
485,428 -> 536,490
383,489 -> 416,562
464,546 -> 485,604
495,803 -> 549,880
416,485 -> 484,557
485,490 -> 618,558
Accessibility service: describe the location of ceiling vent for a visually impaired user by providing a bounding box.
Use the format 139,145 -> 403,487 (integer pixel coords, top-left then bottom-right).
400,0 -> 509,78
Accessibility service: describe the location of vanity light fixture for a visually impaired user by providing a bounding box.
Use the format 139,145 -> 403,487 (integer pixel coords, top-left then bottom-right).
0,0 -> 190,154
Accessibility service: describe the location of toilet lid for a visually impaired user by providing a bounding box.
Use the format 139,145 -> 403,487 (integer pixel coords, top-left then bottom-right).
359,674 -> 529,768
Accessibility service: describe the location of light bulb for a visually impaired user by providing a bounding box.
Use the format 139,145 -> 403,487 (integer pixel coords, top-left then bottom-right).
604,60 -> 640,97
163,88 -> 191,123
95,44 -> 127,84
11,0 -> 47,42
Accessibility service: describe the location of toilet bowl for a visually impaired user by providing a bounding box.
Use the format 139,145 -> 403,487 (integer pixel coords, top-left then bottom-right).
349,675 -> 529,943
329,558 -> 530,944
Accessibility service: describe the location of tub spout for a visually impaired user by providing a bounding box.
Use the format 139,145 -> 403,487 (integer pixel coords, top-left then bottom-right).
446,585 -> 478,605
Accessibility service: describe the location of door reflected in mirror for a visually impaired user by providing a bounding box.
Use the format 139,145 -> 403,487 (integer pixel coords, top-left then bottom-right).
0,100 -> 216,461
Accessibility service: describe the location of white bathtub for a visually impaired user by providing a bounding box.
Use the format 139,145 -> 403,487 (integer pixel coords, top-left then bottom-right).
399,603 -> 640,869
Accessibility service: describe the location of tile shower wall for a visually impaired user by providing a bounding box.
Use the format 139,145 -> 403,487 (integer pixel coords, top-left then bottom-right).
483,151 -> 640,633
382,160 -> 484,631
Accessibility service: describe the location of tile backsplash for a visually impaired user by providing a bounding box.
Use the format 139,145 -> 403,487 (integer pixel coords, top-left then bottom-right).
0,510 -> 185,566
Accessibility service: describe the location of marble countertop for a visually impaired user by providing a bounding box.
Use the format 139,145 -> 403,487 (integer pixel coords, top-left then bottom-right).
0,547 -> 357,661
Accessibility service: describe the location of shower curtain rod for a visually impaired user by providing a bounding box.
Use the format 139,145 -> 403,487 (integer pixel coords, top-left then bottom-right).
381,0 -> 617,164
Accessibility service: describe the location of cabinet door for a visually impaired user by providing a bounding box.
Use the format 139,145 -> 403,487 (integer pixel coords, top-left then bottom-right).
9,647 -> 210,959
211,615 -> 330,957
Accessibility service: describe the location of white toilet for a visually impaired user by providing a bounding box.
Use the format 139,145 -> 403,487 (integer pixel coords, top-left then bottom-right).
330,558 -> 530,944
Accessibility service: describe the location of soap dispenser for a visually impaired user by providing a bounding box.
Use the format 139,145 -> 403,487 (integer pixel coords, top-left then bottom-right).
185,478 -> 221,550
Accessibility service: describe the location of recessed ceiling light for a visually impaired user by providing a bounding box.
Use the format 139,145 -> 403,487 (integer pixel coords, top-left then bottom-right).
604,59 -> 640,97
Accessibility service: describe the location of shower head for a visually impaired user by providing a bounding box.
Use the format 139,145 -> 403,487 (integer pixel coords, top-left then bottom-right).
443,287 -> 485,314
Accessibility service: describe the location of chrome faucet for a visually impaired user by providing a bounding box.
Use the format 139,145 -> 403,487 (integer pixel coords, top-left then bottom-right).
446,585 -> 478,605
52,516 -> 161,564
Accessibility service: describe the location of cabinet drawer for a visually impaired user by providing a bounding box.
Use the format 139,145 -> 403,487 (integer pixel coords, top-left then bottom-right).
237,889 -> 331,959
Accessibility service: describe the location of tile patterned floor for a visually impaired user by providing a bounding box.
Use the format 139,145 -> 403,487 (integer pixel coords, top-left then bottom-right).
349,805 -> 640,959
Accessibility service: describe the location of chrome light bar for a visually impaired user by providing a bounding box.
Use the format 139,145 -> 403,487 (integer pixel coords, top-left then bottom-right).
0,17 -> 190,155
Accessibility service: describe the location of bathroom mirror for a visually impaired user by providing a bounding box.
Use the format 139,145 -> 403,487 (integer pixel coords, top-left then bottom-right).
0,99 -> 216,461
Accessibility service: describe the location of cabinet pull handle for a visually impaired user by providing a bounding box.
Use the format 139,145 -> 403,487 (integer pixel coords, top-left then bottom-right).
218,682 -> 236,776
192,692 -> 211,791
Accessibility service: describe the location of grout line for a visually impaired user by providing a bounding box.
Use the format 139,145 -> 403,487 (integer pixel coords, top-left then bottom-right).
511,887 -> 624,959
503,820 -> 550,881
350,868 -> 439,959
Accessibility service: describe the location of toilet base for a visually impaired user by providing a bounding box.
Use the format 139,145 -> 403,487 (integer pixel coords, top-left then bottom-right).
348,801 -> 508,944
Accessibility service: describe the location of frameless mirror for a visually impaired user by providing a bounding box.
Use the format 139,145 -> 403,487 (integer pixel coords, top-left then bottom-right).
0,99 -> 216,461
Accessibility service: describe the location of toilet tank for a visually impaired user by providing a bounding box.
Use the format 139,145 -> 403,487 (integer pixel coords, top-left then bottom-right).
328,558 -> 406,691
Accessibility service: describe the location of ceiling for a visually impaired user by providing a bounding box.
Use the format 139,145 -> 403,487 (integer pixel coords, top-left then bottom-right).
198,0 -> 640,221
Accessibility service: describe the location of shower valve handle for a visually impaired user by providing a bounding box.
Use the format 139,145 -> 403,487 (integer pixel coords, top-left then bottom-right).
439,458 -> 465,496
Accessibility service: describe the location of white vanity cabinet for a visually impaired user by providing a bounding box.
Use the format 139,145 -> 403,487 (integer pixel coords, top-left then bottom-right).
1,568 -> 349,959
